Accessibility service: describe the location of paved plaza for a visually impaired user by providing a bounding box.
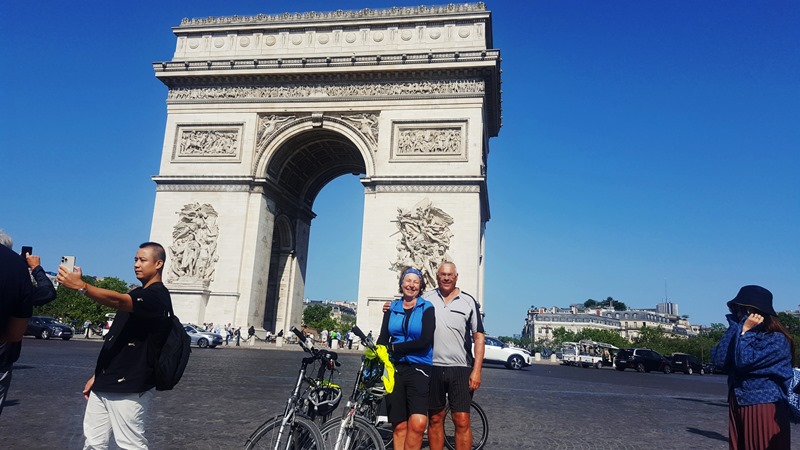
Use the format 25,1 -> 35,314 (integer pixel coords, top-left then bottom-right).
3,338 -> 799,449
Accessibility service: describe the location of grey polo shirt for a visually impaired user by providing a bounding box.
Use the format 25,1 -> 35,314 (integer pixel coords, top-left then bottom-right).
423,288 -> 485,367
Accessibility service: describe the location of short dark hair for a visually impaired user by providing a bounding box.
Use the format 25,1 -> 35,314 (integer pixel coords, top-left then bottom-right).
139,242 -> 166,266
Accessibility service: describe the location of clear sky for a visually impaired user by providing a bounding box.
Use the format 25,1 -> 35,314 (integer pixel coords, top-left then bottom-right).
1,1 -> 798,336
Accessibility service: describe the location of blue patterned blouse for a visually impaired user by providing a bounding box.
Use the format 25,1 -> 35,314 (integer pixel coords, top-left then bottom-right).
711,314 -> 793,406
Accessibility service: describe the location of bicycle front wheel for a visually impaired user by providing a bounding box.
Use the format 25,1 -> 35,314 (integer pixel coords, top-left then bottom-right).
245,415 -> 325,450
320,415 -> 384,450
444,401 -> 488,450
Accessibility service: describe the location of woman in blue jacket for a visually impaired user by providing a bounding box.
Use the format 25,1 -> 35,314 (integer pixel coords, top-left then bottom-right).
377,267 -> 435,450
711,285 -> 794,450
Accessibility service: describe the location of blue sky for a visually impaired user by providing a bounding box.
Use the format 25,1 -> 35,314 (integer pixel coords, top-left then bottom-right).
1,1 -> 798,336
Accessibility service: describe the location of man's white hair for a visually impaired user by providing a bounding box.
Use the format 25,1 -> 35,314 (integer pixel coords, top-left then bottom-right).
0,229 -> 13,249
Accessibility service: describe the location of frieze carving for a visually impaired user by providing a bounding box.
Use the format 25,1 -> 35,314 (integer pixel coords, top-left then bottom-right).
179,3 -> 486,27
397,128 -> 461,155
179,129 -> 238,156
364,185 -> 482,194
155,184 -> 252,192
168,203 -> 220,284
167,79 -> 484,101
390,198 -> 454,287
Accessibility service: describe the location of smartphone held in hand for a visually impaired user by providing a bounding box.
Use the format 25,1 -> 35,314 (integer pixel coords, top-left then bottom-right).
61,255 -> 76,273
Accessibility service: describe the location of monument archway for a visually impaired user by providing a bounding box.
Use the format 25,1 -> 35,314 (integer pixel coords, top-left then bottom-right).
149,3 -> 501,335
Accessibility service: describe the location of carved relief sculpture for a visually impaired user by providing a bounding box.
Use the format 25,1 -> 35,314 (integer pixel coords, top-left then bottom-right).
167,79 -> 484,101
390,198 -> 454,287
257,114 -> 296,149
179,129 -> 238,156
168,203 -> 220,284
396,127 -> 462,154
341,113 -> 378,150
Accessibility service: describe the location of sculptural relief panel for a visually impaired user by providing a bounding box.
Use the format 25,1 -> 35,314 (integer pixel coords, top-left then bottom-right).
168,203 -> 221,285
390,120 -> 467,161
173,124 -> 244,163
167,79 -> 484,101
390,198 -> 454,287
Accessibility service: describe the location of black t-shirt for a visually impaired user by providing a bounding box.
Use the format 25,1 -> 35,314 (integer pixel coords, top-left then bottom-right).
0,245 -> 33,333
92,282 -> 171,393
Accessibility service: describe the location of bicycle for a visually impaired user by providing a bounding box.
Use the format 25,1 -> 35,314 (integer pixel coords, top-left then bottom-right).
318,325 -> 387,450
244,326 -> 342,450
442,400 -> 488,450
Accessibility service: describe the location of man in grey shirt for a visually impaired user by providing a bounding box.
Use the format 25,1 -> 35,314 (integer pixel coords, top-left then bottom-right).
422,262 -> 485,450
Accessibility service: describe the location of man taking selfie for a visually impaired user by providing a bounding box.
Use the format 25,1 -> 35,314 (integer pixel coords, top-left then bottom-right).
58,242 -> 172,449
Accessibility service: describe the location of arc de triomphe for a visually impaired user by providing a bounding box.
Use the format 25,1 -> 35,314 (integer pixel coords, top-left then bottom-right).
149,3 -> 501,335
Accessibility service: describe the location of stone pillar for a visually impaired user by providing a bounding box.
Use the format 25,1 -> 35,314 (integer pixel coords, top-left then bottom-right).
235,192 -> 277,330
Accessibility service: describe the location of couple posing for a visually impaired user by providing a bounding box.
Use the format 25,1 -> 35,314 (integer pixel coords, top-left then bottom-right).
378,262 -> 485,450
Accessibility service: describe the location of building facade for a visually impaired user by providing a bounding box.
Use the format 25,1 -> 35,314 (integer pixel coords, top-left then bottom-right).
522,303 -> 696,343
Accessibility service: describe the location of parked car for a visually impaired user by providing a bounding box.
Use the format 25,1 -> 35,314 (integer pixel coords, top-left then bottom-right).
25,316 -> 73,340
703,363 -> 725,375
614,348 -> 672,373
183,324 -> 223,348
482,336 -> 531,370
669,353 -> 704,375
102,313 -> 116,336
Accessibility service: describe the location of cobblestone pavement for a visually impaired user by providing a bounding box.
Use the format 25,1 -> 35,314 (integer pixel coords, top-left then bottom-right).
3,338 -> 799,449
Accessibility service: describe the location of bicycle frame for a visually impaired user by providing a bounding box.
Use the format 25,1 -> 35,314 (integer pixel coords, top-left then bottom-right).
263,326 -> 339,450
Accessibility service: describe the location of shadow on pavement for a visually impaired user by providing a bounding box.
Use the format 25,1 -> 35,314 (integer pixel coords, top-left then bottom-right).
674,396 -> 728,408
686,427 -> 728,443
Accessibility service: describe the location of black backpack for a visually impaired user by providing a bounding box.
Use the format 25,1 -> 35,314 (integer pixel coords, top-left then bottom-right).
154,304 -> 191,391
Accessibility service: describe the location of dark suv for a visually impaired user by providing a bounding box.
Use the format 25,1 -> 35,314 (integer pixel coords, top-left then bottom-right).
669,353 -> 704,375
614,348 -> 671,373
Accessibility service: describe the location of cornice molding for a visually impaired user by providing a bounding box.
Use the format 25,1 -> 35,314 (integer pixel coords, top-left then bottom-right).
178,3 -> 487,28
154,50 -> 500,75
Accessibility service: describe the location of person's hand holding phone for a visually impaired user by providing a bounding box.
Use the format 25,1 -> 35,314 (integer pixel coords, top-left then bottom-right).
57,262 -> 84,290
25,254 -> 41,270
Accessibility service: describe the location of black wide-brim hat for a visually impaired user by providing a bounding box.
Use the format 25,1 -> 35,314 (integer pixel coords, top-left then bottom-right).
726,285 -> 776,316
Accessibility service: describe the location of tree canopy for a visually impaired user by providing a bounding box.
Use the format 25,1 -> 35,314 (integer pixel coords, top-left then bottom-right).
35,276 -> 127,327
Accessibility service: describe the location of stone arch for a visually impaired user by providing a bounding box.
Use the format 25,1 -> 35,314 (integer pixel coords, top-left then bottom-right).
149,4 -> 500,336
254,115 -> 376,200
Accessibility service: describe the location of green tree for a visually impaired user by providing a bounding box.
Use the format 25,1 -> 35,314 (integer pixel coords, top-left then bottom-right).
35,276 -> 127,327
550,327 -> 578,349
575,328 -> 630,349
302,304 -> 337,332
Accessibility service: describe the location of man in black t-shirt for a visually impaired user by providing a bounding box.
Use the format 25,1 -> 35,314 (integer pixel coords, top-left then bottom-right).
58,242 -> 171,449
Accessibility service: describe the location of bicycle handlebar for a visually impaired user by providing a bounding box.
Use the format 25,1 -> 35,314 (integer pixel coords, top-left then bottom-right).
290,325 -> 341,369
291,326 -> 307,343
351,325 -> 376,350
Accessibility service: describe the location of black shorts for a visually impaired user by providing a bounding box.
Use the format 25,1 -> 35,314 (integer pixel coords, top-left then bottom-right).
385,363 -> 431,424
429,366 -> 473,413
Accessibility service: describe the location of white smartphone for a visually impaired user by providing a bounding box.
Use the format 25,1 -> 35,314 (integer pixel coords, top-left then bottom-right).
61,255 -> 76,273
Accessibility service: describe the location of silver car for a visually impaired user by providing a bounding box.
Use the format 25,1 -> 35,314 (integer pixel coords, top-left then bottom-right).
183,324 -> 223,348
